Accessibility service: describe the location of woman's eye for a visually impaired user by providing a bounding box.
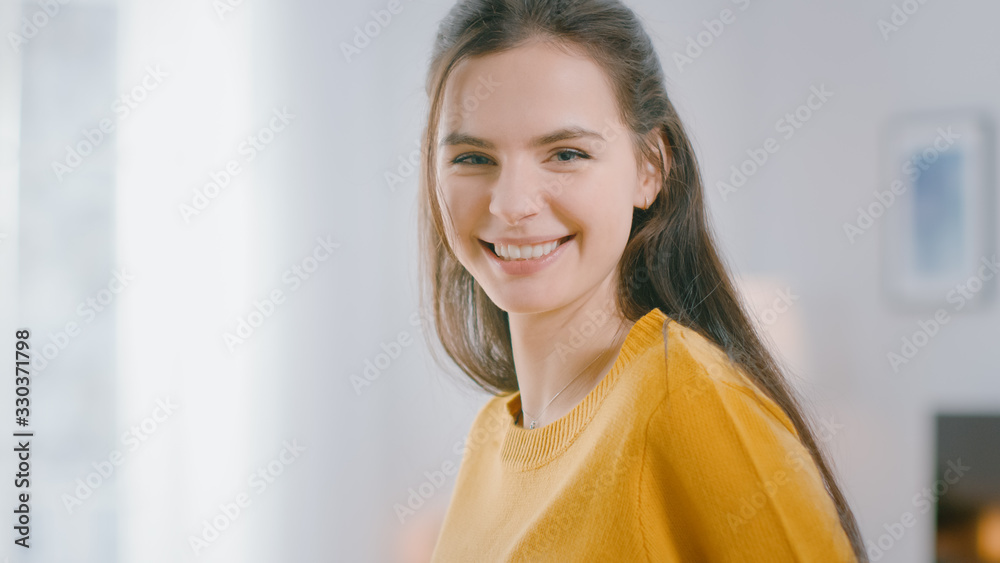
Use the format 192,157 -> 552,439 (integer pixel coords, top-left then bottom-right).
553,149 -> 590,162
452,153 -> 493,166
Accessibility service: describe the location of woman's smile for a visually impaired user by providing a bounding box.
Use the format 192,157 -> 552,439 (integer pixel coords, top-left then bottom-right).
479,234 -> 576,275
480,234 -> 575,261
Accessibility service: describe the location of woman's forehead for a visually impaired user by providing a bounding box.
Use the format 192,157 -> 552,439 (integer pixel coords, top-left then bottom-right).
438,43 -> 621,143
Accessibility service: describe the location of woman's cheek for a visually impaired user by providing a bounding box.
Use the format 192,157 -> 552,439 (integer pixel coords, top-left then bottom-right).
437,193 -> 477,262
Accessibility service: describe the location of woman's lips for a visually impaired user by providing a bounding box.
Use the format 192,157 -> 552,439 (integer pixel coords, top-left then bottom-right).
479,234 -> 575,276
480,234 -> 574,260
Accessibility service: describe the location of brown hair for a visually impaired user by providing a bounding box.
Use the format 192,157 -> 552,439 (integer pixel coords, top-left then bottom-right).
417,0 -> 866,559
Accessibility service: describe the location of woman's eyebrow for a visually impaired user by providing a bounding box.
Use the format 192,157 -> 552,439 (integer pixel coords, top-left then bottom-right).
440,126 -> 605,149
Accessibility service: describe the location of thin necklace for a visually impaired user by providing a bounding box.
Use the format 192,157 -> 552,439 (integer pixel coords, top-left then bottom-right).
520,320 -> 628,430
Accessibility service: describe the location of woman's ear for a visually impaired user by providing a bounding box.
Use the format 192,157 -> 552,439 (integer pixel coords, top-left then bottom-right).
637,128 -> 670,208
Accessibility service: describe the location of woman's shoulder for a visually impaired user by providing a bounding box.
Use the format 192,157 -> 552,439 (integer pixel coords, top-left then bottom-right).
644,319 -> 853,562
657,317 -> 798,438
467,390 -> 516,434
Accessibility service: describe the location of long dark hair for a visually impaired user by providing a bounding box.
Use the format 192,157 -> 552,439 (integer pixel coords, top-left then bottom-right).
416,0 -> 866,559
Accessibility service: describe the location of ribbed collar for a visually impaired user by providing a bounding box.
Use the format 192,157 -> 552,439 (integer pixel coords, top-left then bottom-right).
499,307 -> 669,471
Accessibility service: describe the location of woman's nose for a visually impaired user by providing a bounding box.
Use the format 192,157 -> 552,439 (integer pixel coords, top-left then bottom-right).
488,157 -> 548,226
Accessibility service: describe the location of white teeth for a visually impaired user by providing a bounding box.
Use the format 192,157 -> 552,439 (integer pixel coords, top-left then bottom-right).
494,238 -> 565,261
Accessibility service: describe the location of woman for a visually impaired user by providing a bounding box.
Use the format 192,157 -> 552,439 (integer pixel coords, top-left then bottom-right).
417,0 -> 867,560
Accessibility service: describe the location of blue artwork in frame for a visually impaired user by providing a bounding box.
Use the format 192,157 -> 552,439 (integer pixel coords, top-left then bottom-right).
914,150 -> 965,275
881,112 -> 995,311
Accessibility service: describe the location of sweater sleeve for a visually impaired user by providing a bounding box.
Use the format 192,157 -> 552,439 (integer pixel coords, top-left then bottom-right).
643,354 -> 858,562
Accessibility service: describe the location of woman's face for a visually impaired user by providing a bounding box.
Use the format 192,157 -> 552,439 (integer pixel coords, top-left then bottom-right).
435,40 -> 659,315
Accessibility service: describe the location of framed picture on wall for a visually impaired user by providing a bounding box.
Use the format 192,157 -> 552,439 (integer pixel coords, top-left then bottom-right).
880,111 -> 995,311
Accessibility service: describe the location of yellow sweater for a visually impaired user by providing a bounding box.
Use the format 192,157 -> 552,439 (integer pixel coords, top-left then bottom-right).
430,307 -> 857,562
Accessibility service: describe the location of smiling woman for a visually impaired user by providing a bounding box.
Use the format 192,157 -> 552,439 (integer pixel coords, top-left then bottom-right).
416,1 -> 867,561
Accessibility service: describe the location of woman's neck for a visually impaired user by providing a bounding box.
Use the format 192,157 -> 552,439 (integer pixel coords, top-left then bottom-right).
508,290 -> 633,430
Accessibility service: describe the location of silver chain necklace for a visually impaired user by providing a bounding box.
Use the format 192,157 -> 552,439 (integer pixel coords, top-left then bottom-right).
520,320 -> 628,429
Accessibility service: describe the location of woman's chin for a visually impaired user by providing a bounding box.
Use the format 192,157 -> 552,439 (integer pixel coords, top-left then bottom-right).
486,290 -> 567,315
